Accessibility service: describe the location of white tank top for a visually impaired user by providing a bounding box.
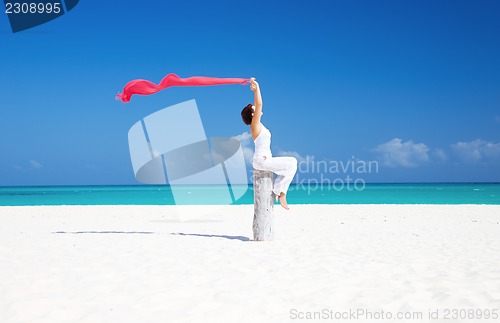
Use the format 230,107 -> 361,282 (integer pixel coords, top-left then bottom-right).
253,124 -> 272,162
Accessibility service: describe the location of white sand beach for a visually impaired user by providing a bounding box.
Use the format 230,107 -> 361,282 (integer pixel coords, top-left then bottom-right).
0,204 -> 499,323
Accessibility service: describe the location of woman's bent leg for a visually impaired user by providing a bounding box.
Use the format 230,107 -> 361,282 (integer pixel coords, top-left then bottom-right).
254,156 -> 297,196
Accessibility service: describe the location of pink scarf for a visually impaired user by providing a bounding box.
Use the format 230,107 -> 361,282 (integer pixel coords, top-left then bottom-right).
117,73 -> 250,103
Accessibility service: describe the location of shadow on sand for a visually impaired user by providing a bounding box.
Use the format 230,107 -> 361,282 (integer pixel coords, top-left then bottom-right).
171,232 -> 250,241
52,231 -> 155,234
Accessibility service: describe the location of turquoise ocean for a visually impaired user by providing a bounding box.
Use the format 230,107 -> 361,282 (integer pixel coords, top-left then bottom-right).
0,183 -> 499,206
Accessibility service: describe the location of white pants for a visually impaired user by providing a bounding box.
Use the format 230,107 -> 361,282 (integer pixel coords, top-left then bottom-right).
253,156 -> 298,196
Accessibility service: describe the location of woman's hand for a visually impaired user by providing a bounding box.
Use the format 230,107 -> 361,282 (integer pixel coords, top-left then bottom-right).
250,77 -> 262,121
250,77 -> 259,92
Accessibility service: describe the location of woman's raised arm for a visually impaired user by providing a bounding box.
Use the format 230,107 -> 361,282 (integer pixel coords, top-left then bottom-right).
250,78 -> 263,127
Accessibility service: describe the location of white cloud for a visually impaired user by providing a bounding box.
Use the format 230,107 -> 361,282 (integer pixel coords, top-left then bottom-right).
29,160 -> 42,169
432,148 -> 448,163
233,132 -> 254,165
373,138 -> 430,168
451,139 -> 500,163
275,150 -> 308,163
496,115 -> 500,124
233,131 -> 252,142
152,150 -> 162,158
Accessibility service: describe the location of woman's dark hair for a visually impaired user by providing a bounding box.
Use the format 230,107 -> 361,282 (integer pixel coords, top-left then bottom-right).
241,103 -> 253,125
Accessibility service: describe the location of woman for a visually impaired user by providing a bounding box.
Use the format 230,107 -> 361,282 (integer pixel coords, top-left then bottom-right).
241,78 -> 297,210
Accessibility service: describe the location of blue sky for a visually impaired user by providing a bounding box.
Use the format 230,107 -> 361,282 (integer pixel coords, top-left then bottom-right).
0,0 -> 499,185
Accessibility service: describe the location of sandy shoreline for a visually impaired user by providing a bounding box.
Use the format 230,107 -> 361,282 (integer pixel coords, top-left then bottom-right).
1,204 -> 499,323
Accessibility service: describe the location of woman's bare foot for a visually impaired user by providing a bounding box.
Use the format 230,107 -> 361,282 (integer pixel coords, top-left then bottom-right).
278,192 -> 289,210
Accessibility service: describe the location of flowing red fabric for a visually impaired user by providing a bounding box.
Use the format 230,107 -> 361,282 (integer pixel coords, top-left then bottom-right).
116,73 -> 250,103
